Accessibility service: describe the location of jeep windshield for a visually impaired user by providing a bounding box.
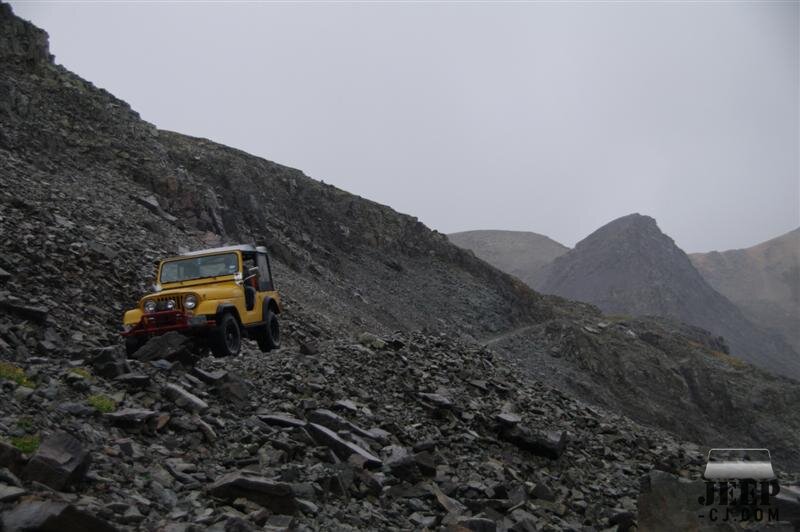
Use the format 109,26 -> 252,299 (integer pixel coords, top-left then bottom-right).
159,253 -> 239,284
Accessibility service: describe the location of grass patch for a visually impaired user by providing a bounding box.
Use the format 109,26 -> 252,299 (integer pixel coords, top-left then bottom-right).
11,434 -> 40,454
0,361 -> 33,387
68,367 -> 92,380
87,394 -> 116,413
16,417 -> 34,431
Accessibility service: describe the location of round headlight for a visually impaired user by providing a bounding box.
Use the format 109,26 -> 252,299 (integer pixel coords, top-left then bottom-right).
166,299 -> 176,310
144,300 -> 156,313
184,294 -> 197,310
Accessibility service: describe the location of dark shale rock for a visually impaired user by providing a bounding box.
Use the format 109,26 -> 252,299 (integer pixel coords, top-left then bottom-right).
215,372 -> 251,403
0,483 -> 26,502
208,470 -> 299,514
113,372 -> 151,387
192,367 -> 228,384
258,413 -> 307,428
306,423 -> 383,469
132,332 -> 196,363
105,408 -> 160,432
498,426 -> 567,459
1,500 -> 118,532
89,346 -> 131,379
0,298 -> 48,324
163,383 -> 208,412
0,442 -> 25,475
23,431 -> 91,490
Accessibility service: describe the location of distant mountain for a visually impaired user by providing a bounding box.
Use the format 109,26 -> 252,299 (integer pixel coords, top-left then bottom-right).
690,228 -> 800,353
538,213 -> 800,379
448,230 -> 569,288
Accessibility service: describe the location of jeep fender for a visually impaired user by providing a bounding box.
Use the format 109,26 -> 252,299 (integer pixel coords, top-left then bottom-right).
262,297 -> 280,319
216,304 -> 242,324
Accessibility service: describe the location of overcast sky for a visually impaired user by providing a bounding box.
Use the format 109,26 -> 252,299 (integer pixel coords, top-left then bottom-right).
11,1 -> 799,252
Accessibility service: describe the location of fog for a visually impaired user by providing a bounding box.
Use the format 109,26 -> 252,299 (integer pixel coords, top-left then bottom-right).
11,1 -> 799,252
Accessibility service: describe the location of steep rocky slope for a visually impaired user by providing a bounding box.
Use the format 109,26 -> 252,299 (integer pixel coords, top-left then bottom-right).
537,213 -> 800,379
2,4 -> 800,530
0,3 -> 549,345
448,231 -> 568,289
691,228 -> 800,354
488,312 -> 800,472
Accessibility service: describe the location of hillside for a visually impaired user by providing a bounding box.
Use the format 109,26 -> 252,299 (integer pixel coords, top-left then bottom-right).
0,3 -> 552,346
2,4 -> 800,530
448,230 -> 568,288
537,213 -> 800,379
691,227 -> 800,353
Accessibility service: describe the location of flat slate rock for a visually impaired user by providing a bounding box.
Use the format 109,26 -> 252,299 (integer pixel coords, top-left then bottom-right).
0,484 -> 26,502
163,383 -> 208,412
0,298 -> 48,323
208,470 -> 298,514
23,431 -> 91,491
306,422 -> 382,469
257,413 -> 307,428
499,426 -> 567,460
1,501 -> 118,532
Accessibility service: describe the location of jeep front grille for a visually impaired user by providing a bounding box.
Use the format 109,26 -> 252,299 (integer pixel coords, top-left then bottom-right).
153,295 -> 183,311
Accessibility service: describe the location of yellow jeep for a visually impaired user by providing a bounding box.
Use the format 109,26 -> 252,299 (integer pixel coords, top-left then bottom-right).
121,244 -> 281,357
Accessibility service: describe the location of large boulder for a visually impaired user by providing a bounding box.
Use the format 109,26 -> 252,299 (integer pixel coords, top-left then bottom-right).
1,500 -> 117,532
131,332 -> 197,363
22,432 -> 91,491
306,423 -> 382,469
498,426 -> 566,460
208,470 -> 299,514
89,346 -> 130,378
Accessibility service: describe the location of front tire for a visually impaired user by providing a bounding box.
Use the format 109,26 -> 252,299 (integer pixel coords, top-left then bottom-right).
210,313 -> 241,357
256,310 -> 280,352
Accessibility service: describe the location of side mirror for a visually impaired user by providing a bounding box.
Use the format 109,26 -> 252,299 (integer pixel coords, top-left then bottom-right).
234,272 -> 243,285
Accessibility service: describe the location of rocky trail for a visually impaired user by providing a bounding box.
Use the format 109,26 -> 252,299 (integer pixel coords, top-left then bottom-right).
481,326 -> 540,348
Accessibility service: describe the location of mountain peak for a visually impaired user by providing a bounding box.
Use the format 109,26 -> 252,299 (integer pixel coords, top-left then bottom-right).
580,213 -> 662,243
539,214 -> 800,378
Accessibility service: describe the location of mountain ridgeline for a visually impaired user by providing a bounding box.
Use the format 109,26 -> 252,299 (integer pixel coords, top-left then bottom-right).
448,230 -> 569,288
691,228 -> 800,355
535,214 -> 800,379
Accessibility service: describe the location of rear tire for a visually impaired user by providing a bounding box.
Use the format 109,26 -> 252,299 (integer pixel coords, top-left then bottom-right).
210,313 -> 241,357
256,310 -> 280,352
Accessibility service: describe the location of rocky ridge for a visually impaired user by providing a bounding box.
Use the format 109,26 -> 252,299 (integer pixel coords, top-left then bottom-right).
690,227 -> 800,354
487,312 -> 800,472
448,231 -> 569,289
537,214 -> 800,379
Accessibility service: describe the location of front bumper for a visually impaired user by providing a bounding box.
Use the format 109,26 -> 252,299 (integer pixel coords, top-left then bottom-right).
121,310 -> 216,337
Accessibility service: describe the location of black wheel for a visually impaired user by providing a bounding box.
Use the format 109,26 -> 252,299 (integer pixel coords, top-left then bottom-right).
210,313 -> 241,357
125,335 -> 145,356
256,309 -> 280,352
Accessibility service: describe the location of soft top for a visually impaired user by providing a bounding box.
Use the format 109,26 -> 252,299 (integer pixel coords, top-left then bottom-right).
174,244 -> 268,258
